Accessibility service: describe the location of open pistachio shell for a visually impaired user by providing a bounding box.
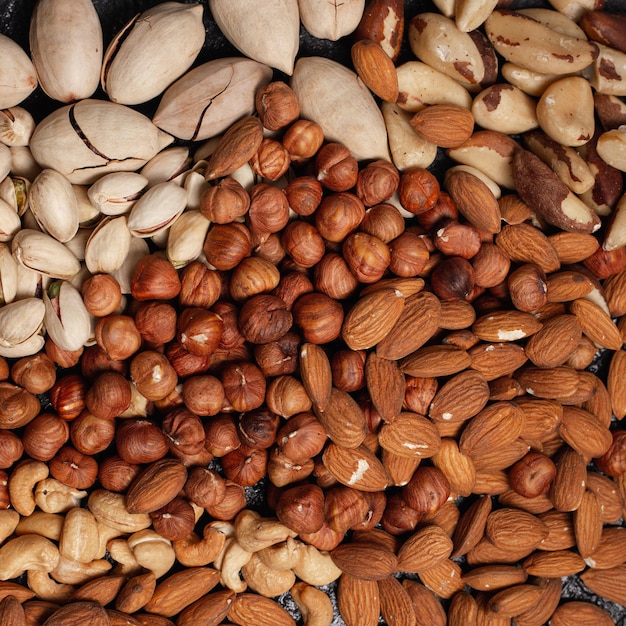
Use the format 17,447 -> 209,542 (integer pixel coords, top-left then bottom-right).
127,181 -> 188,238
43,280 -> 91,352
29,0 -> 103,103
12,228 -> 81,279
101,2 -> 205,105
0,33 -> 37,109
0,333 -> 45,358
140,146 -> 191,188
0,197 -> 22,243
0,106 -> 35,147
29,99 -> 174,185
0,297 -> 45,349
88,172 -> 149,216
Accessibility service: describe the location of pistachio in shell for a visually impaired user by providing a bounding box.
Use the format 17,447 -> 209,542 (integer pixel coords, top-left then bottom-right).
0,106 -> 36,146
88,172 -> 149,216
0,33 -> 38,109
43,280 -> 92,352
298,0 -> 366,41
84,215 -> 132,275
0,297 -> 45,351
127,181 -> 188,238
12,228 -> 81,280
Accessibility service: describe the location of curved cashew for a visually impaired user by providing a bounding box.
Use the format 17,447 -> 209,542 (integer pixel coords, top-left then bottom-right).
291,582 -> 334,626
95,521 -> 126,560
218,538 -> 252,593
108,538 -> 141,577
8,459 -> 48,515
257,537 -> 301,571
59,507 -> 99,563
26,570 -> 75,603
242,553 -> 295,597
34,478 -> 87,513
15,512 -> 64,541
128,529 -> 176,579
292,543 -> 342,587
0,509 -> 19,544
88,489 -> 151,533
234,509 -> 297,553
0,534 -> 60,580
51,555 -> 112,585
172,524 -> 226,567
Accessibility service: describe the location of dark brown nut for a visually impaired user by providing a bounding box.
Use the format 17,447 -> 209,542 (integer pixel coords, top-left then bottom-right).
266,375 -> 312,418
165,341 -> 211,378
203,414 -> 241,457
184,466 -> 226,508
324,485 -> 370,533
11,353 -> 56,395
250,138 -> 291,181
360,203 -> 405,243
314,252 -> 360,300
471,242 -> 511,289
276,411 -> 327,464
70,410 -> 115,456
221,444 -> 268,486
95,315 -> 142,361
398,168 -> 440,214
276,484 -> 325,535
45,338 -> 84,369
316,142 -> 359,192
97,456 -> 140,493
49,445 -> 98,489
281,221 -> 326,268
221,361 -> 266,412
80,345 -> 128,380
0,428 -> 23,469
23,413 -> 69,462
595,430 -> 626,476
162,407 -> 205,457
402,465 -> 450,515
253,332 -> 300,377
388,231 -> 430,277
133,301 -> 177,345
85,371 -> 132,420
238,294 -> 293,344
284,176 -> 324,216
282,119 -> 324,163
315,192 -> 365,243
255,81 -> 300,130
49,373 -> 87,421
581,11 -> 626,54
248,182 -> 291,240
343,232 -> 390,283
130,351 -> 178,401
116,418 -> 170,464
430,256 -> 475,300
272,273 -> 315,310
238,409 -> 281,449
507,263 -> 548,313
178,262 -> 222,309
205,480 -> 247,520
508,451 -> 557,498
203,222 -> 252,271
404,376 -> 438,415
200,177 -> 250,224
355,159 -> 400,206
131,254 -> 181,301
182,375 -> 225,416
381,492 -> 422,536
331,349 -> 366,392
355,0 -> 404,62
433,219 -> 482,259
254,232 -> 286,265
81,274 -> 123,317
292,292 -> 344,344
416,191 -> 459,230
177,308 -> 224,357
151,496 -> 196,541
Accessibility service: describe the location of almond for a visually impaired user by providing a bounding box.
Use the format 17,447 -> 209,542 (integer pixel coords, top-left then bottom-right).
0,595 -> 26,626
39,601 -> 109,626
0,582 -> 35,604
574,490 -> 603,558
402,580 -> 447,626
462,564 -> 528,591
486,583 -> 543,618
428,369 -> 490,423
351,39 -> 399,103
522,549 -> 586,577
417,558 -> 464,599
299,342 -> 332,409
470,439 -> 529,472
322,442 -> 391,492
546,270 -> 595,302
410,104 -> 474,148
550,601 -> 614,626
514,577 -> 562,626
495,223 -> 561,273
558,405 -> 612,459
465,535 -> 535,566
570,297 -> 624,350
330,542 -> 398,580
472,310 -> 542,342
337,574 -> 380,626
514,365 -> 583,400
498,489 -> 555,515
585,471 -> 625,523
125,458 -> 187,514
448,591 -> 478,626
603,266 -> 626,316
397,524 -> 453,573
227,593 -> 295,626
431,437 -> 476,497
549,446 -> 587,512
401,345 -> 471,378
485,507 -> 549,552
452,495 -> 492,557
438,298 -> 477,330
608,348 -> 626,419
70,576 -> 127,605
580,564 -> 626,604
537,510 -> 576,552
584,526 -> 626,569
378,412 -> 441,459
365,352 -> 405,423
378,576 -> 417,626
517,397 -> 562,443
524,314 -> 582,368
313,386 -> 367,448
548,231 -> 600,264
468,342 -> 528,381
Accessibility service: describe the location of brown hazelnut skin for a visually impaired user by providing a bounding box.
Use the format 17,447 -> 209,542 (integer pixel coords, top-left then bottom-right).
282,119 -> 324,163
315,192 -> 365,243
151,496 -> 196,541
0,470 -> 8,510
238,409 -> 281,450
184,466 -> 226,508
131,254 -> 181,301
324,485 -> 370,533
0,357 -> 8,382
95,315 -> 142,361
221,361 -> 266,413
250,138 -> 291,181
22,413 -> 69,462
203,414 -> 241,457
116,419 -> 170,464
255,81 -> 300,130
381,492 -> 422,535
130,351 -> 178,402
388,232 -> 430,277
471,242 -> 511,289
342,232 -> 390,283
281,221 -> 326,268
355,159 -> 400,206
416,190 -> 459,230
267,450 -> 315,488
266,376 -> 312,418
508,450 -> 557,497
292,292 -> 344,344
402,465 -> 450,515
314,253 -> 360,300
229,256 -> 280,302
276,484 -> 325,535
85,371 -> 132,420
49,373 -> 87,421
80,345 -> 128,380
430,256 -> 476,300
316,143 -> 358,192
433,219 -> 482,259
199,177 -> 250,224
272,272 -> 314,310
70,411 -> 115,456
81,273 -> 122,317
45,338 -> 83,369
299,522 -> 344,551
238,294 -> 293,345
583,244 -> 626,279
164,341 -> 211,378
221,444 -> 268,486
178,262 -> 222,309
203,222 -> 252,271
276,412 -> 327,464
11,353 -> 56,395
331,349 -> 366,392
594,430 -> 626,476
284,176 -> 323,216
360,203 -> 405,243
398,168 -> 440,214
176,308 -> 224,357
134,301 -> 177,345
248,183 -> 291,238
0,429 -> 23,469
508,263 -> 548,313
49,446 -> 98,489
98,456 -> 141,492
254,332 -> 300,378
162,407 -> 205,457
404,376 -> 438,415
205,480 -> 247,520
182,375 -> 225,417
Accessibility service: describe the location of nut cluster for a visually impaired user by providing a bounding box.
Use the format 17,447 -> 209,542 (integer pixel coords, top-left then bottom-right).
0,0 -> 626,625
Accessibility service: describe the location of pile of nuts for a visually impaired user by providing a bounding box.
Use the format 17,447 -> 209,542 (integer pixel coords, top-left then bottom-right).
1,0 -> 626,624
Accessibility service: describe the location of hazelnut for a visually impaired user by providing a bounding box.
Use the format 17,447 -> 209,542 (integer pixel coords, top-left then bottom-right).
402,465 -> 450,515
398,168 -> 440,214
324,485 -> 370,533
433,219 -> 482,259
98,456 -> 141,492
49,446 -> 98,489
11,353 -> 56,395
45,337 -> 84,369
238,294 -> 293,344
508,264 -> 548,313
49,373 -> 87,421
282,119 -> 324,163
416,191 -> 459,230
381,492 -> 422,535
85,371 -> 132,420
182,375 -> 225,416
355,159 -> 400,206
314,253 -> 360,300
354,490 -> 387,531
388,232 -> 430,277
281,221 -> 326,268
221,444 -> 268,486
179,262 -> 222,309
22,413 -> 69,461
266,375 -> 312,418
254,231 -> 286,265
130,351 -> 178,401
404,376 -> 438,415
70,410 -> 115,455
360,203 -> 406,243
342,232 -> 390,283
116,418 -> 169,464
315,143 -> 358,192
131,254 -> 181,301
284,176 -> 323,216
508,451 -> 557,498
205,480 -> 247,520
165,341 -> 211,378
276,484 -> 325,535
162,407 -> 205,457
255,81 -> 300,130
81,274 -> 123,317
203,414 -> 241,457
583,244 -> 626,279
292,292 -> 344,344
238,409 -> 281,450
95,315 -> 142,361
430,256 -> 475,300
0,429 -> 23,469
595,430 -> 626,476
272,272 -> 314,310
299,522 -> 343,551
80,345 -> 128,380
471,242 -> 511,289
176,308 -> 224,357
253,331 -> 300,377
331,349 -> 366,392
250,138 -> 291,181
134,301 -> 177,345
221,361 -> 266,413
184,467 -> 226,509
248,183 -> 290,239
203,222 -> 252,271
212,301 -> 246,351
151,496 -> 196,541
315,192 -> 365,243
276,412 -> 327,464
267,450 -> 315,487
0,383 -> 40,430
229,256 -> 281,302
199,177 -> 250,224
0,358 -> 8,382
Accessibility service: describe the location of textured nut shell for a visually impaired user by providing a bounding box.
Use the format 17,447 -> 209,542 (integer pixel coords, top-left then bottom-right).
43,281 -> 91,352
0,297 -> 45,349
0,33 -> 37,109
29,0 -> 102,102
84,216 -> 132,275
291,56 -> 391,162
127,181 -> 188,238
12,228 -> 80,279
102,2 -> 205,105
87,172 -> 149,215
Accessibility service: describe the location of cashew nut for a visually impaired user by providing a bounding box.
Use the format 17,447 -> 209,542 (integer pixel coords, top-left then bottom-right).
218,538 -> 252,593
242,553 -> 295,597
292,543 -> 342,587
59,507 -> 99,563
234,509 -> 297,553
15,512 -> 64,541
8,459 -> 48,515
0,534 -> 60,580
88,489 -> 151,533
257,537 -> 301,571
127,529 -> 176,579
0,509 -> 19,545
291,582 -> 334,626
94,521 -> 126,559
108,538 -> 141,577
34,478 -> 87,513
26,570 -> 75,603
172,523 -> 226,567
50,555 -> 112,585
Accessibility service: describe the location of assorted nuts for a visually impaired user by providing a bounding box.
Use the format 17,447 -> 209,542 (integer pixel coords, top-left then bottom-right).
0,0 -> 625,625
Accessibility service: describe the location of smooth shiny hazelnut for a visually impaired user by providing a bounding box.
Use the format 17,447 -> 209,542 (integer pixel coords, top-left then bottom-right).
398,168 -> 440,214
508,451 -> 557,498
203,413 -> 241,457
182,375 -> 225,416
381,492 -> 422,535
133,301 -> 177,346
81,274 -> 123,317
248,183 -> 290,239
176,308 -> 224,357
178,262 -> 222,309
324,485 -> 370,533
342,231 -> 390,283
22,413 -> 69,462
229,256 -> 280,302
254,231 -> 286,265
388,232 -> 430,277
184,466 -> 226,508
238,294 -> 293,345
131,254 -> 181,301
416,191 -> 459,230
45,337 -> 83,369
221,444 -> 268,486
281,221 -> 326,268
80,345 -> 128,380
276,484 -> 325,535
203,222 -> 252,271
204,480 -> 247,520
49,373 -> 87,421
70,410 -> 115,455
276,412 -> 327,464
238,409 -> 281,450
433,219 -> 482,259
254,332 -> 300,377
331,349 -> 366,392
315,192 -> 365,243
49,446 -> 98,489
151,496 -> 196,541
255,81 -> 300,130
292,292 -> 344,344
360,203 -> 405,243
272,272 -> 314,310
165,341 -> 211,378
430,256 -> 475,300
0,429 -> 23,469
265,375 -> 312,418
314,253 -> 360,300
95,315 -> 142,361
508,263 -> 548,313
98,456 -> 140,493
250,138 -> 291,181
221,361 -> 266,413
282,119 -> 324,163
316,143 -> 358,192
267,450 -> 315,488
130,350 -> 178,401
355,159 -> 400,206
199,177 -> 250,224
116,418 -> 169,464
10,353 -> 56,395
85,371 -> 132,420
471,242 -> 511,289
402,466 -> 450,515
284,176 -> 323,216
162,407 -> 205,457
